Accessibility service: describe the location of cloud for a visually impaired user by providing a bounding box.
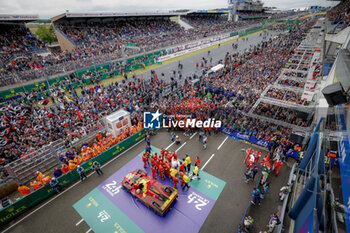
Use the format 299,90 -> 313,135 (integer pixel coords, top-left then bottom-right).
0,0 -> 337,19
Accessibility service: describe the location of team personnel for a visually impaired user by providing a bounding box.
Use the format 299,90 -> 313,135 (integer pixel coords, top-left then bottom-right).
182,173 -> 190,191
50,178 -> 62,193
191,165 -> 200,180
273,160 -> 283,176
18,184 -> 31,196
91,161 -> 103,176
252,187 -> 261,205
142,153 -> 149,168
159,165 -> 165,180
170,166 -> 178,178
185,155 -> 191,173
151,165 -> 157,179
179,171 -> 185,186
195,156 -> 200,168
172,175 -> 179,188
77,166 -> 87,182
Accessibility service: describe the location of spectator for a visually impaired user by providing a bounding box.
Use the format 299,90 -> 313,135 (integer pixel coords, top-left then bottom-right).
53,168 -> 63,178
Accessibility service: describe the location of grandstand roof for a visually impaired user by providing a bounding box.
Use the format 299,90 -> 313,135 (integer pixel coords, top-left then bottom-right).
51,12 -> 186,22
0,14 -> 39,22
190,10 -> 230,14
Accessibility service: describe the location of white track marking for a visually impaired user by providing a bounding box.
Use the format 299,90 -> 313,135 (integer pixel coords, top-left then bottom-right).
165,141 -> 176,150
201,154 -> 215,171
1,139 -> 144,233
190,132 -> 197,139
76,218 -> 84,226
217,137 -> 228,150
175,142 -> 187,152
86,228 -> 92,233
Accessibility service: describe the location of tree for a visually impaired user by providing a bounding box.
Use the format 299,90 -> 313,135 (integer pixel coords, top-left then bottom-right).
36,25 -> 57,44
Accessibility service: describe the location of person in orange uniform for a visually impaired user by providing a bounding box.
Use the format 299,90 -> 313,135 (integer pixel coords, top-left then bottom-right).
36,171 -> 44,183
159,165 -> 165,180
111,136 -> 117,146
30,180 -> 43,190
74,156 -> 83,165
97,133 -> 102,141
260,155 -> 272,170
172,175 -> 179,188
273,160 -> 283,176
61,164 -> 70,174
160,148 -> 166,160
131,126 -> 137,135
18,184 -> 31,196
151,165 -> 157,179
138,121 -> 143,130
173,152 -> 178,161
68,160 -> 77,170
150,154 -> 155,167
142,153 -> 148,168
41,175 -> 52,185
179,171 -> 185,186
163,161 -> 171,178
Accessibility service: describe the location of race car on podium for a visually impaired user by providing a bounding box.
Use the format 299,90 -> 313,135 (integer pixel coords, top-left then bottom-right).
121,169 -> 177,216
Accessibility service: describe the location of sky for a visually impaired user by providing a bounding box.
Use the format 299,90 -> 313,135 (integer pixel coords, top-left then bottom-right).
0,0 -> 339,19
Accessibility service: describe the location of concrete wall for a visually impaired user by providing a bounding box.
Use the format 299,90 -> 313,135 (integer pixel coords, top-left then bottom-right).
54,28 -> 76,52
176,16 -> 193,30
325,26 -> 350,45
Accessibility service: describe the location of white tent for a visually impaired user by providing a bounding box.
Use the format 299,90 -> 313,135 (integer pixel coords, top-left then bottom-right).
209,64 -> 224,73
104,110 -> 131,138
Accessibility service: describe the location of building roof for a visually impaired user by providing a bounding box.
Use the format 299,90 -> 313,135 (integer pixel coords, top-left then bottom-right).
51,12 -> 186,22
0,14 -> 39,22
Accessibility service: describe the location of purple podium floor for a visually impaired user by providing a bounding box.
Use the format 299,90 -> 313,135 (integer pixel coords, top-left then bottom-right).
74,146 -> 226,233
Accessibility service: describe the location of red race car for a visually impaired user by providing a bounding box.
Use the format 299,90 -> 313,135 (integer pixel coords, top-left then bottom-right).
121,169 -> 177,216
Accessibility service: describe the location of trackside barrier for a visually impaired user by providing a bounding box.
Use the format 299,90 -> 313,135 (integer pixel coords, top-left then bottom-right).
237,173 -> 263,232
0,49 -> 164,100
0,129 -> 145,226
221,128 -> 271,150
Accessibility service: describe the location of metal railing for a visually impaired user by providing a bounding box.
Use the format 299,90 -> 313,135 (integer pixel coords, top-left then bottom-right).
5,139 -> 65,184
277,163 -> 297,233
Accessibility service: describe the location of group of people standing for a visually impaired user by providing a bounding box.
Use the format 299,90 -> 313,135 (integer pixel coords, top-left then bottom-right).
142,147 -> 201,191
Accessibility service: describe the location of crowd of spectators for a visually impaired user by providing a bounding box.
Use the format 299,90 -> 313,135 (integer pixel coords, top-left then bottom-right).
0,16 -> 267,87
0,10 -> 297,88
237,11 -> 270,18
0,24 -> 46,64
265,87 -> 308,105
254,102 -> 312,127
328,0 -> 350,24
0,17 -> 316,181
277,79 -> 305,88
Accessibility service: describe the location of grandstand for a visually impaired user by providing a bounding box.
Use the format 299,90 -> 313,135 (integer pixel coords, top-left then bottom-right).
0,2 -> 349,233
0,15 -> 48,87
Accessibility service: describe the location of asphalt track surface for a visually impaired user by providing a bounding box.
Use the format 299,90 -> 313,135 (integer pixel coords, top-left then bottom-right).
1,130 -> 292,233
120,29 -> 278,86
0,30 -> 292,233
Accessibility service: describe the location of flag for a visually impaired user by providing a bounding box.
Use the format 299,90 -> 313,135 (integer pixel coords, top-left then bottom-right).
141,74 -> 143,82
75,109 -> 81,120
39,99 -> 50,106
65,96 -> 73,102
57,99 -> 65,110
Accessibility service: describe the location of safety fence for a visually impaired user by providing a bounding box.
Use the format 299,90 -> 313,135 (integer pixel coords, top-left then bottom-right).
237,171 -> 263,232
5,140 -> 66,185
0,129 -> 145,226
221,128 -> 271,150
